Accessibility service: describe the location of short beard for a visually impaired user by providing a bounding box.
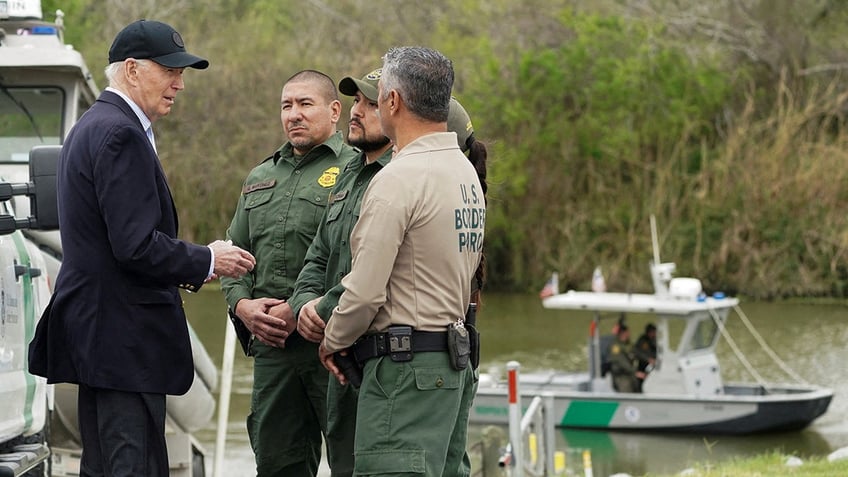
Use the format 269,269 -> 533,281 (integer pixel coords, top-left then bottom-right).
290,138 -> 318,153
349,135 -> 390,153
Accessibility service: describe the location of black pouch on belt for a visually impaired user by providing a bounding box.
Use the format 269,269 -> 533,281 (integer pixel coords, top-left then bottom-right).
447,322 -> 470,370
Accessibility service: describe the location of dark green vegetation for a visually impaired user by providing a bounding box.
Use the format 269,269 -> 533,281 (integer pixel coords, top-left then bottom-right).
44,0 -> 848,298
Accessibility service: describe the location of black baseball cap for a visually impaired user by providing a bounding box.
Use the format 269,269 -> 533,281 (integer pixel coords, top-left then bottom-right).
108,20 -> 209,69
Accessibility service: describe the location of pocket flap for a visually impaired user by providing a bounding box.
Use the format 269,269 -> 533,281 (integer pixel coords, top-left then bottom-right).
243,190 -> 273,210
326,202 -> 343,222
414,367 -> 459,390
355,449 -> 425,474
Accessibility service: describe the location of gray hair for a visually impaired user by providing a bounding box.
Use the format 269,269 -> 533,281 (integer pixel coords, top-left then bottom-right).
380,47 -> 453,123
104,59 -> 153,87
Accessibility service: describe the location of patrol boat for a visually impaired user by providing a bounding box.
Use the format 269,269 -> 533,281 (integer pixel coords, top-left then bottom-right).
0,2 -> 215,475
471,222 -> 833,435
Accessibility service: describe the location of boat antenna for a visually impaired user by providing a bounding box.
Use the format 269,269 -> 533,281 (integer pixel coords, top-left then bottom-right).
650,214 -> 660,265
649,214 -> 675,296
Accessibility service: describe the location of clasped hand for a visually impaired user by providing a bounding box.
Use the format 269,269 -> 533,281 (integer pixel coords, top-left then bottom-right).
235,298 -> 295,348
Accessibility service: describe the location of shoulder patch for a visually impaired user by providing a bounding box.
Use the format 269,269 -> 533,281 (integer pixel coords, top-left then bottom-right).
243,179 -> 276,194
318,166 -> 340,188
611,344 -> 620,354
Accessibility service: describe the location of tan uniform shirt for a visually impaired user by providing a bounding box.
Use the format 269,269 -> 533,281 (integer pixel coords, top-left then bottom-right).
323,132 -> 485,353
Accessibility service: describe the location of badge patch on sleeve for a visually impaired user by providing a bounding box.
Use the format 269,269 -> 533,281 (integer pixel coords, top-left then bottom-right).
318,166 -> 340,188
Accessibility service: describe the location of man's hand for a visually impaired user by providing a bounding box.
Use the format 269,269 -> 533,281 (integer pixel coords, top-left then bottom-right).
209,240 -> 256,279
267,302 -> 297,347
234,297 -> 287,348
297,297 -> 326,343
319,340 -> 347,386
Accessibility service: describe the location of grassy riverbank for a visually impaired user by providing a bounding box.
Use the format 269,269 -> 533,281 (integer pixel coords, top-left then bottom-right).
649,453 -> 848,477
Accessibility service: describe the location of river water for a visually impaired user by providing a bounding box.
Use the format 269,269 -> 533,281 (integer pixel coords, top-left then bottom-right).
184,287 -> 848,476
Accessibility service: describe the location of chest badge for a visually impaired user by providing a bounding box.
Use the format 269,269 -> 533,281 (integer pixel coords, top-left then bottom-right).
318,166 -> 340,188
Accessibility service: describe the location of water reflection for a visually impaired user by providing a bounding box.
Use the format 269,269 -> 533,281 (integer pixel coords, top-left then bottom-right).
184,287 -> 848,476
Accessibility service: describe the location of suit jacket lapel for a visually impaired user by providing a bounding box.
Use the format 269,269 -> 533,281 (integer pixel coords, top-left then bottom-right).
98,91 -> 180,235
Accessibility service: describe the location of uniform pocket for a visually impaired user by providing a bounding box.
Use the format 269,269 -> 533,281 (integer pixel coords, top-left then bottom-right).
366,356 -> 401,399
326,201 -> 344,223
355,449 -> 425,475
243,189 -> 273,210
244,189 -> 274,243
296,190 -> 329,234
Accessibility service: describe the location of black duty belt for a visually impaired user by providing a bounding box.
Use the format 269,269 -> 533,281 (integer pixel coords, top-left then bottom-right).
351,328 -> 448,363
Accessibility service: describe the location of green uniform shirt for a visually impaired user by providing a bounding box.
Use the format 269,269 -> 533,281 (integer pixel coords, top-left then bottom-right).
222,131 -> 357,307
609,339 -> 637,375
289,148 -> 393,320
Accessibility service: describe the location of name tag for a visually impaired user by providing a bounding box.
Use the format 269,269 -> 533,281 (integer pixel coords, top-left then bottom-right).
243,179 -> 276,194
329,190 -> 348,204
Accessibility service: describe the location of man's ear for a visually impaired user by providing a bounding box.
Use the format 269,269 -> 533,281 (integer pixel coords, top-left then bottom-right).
387,90 -> 400,116
123,59 -> 139,85
330,99 -> 342,123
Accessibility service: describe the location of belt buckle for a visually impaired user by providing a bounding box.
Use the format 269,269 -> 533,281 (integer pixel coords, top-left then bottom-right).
387,325 -> 413,362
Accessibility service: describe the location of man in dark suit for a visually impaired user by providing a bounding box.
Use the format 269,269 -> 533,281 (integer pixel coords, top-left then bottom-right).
27,20 -> 255,477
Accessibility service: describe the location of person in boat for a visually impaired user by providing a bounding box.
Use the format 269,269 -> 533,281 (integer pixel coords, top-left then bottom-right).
599,314 -> 626,377
608,324 -> 646,392
634,323 -> 657,392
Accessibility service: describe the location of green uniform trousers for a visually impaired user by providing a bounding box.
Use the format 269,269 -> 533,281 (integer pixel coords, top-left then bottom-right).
353,352 -> 476,476
248,338 -> 329,476
327,378 -> 359,476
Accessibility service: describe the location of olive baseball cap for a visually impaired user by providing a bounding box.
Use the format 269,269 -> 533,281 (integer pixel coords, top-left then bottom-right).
448,97 -> 474,152
108,20 -> 209,69
339,68 -> 381,102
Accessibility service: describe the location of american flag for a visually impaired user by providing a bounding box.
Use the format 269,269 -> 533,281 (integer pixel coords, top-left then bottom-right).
539,272 -> 559,299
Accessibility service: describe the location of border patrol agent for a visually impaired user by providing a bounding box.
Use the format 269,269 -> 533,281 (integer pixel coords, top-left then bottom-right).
222,70 -> 357,476
288,67 -> 391,477
608,324 -> 645,393
291,70 -> 484,475
319,47 -> 485,477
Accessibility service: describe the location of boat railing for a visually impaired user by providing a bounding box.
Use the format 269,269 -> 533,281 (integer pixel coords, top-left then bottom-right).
728,304 -> 809,385
706,304 -> 809,395
500,361 -> 594,477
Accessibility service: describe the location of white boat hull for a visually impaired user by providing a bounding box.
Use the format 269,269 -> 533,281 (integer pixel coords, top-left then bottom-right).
472,371 -> 833,435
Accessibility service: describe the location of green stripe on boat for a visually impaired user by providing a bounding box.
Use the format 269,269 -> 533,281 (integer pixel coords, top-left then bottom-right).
562,400 -> 618,427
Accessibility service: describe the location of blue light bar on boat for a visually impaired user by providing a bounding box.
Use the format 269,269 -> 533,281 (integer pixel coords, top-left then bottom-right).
31,26 -> 56,35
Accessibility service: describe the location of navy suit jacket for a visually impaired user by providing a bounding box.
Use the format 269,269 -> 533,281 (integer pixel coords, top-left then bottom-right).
28,91 -> 211,395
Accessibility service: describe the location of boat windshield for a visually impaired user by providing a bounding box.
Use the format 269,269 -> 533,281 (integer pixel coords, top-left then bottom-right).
0,86 -> 64,163
689,317 -> 720,351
